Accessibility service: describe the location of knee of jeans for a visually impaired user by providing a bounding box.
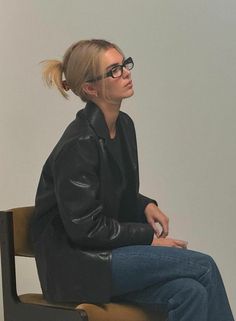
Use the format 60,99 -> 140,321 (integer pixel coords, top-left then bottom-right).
168,279 -> 208,315
180,279 -> 208,301
197,252 -> 217,273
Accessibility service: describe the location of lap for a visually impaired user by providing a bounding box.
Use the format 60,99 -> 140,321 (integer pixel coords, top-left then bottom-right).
111,245 -> 214,297
112,277 -> 207,308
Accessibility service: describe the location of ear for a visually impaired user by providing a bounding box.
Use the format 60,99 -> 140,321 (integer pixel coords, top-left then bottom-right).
82,82 -> 98,98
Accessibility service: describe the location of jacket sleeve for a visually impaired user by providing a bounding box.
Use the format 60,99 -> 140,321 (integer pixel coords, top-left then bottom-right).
53,138 -> 154,250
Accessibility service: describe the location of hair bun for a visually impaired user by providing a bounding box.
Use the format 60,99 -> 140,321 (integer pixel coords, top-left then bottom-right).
62,80 -> 70,91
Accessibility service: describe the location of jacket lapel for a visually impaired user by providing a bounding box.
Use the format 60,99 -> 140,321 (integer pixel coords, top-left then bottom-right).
83,101 -> 110,140
84,102 -> 124,178
83,101 -> 138,190
119,119 -> 137,171
119,114 -> 139,190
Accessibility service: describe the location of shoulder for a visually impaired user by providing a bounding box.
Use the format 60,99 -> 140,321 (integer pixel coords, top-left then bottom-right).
49,110 -> 98,164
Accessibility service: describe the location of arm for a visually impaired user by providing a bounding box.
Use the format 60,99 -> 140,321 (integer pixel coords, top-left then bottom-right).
137,193 -> 158,214
145,204 -> 188,248
137,193 -> 158,223
137,193 -> 169,237
144,202 -> 169,237
53,138 -> 154,250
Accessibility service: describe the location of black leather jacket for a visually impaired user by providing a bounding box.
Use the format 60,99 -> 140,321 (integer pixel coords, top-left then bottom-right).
31,101 -> 156,303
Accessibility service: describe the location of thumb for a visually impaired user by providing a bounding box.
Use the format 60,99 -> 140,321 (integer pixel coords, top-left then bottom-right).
160,225 -> 169,238
150,221 -> 160,237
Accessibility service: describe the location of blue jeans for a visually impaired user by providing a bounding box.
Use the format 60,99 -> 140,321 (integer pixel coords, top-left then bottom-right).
111,246 -> 234,321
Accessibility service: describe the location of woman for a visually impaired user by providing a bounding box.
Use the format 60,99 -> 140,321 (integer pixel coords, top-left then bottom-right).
31,39 -> 234,321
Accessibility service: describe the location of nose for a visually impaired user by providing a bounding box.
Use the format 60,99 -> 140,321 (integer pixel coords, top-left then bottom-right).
122,66 -> 131,79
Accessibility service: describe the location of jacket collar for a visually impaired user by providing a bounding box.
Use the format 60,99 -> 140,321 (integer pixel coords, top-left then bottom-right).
82,101 -> 137,176
83,101 -> 112,140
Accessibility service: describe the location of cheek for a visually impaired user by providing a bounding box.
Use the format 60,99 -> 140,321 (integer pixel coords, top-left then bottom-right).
102,79 -> 126,99
104,82 -> 121,97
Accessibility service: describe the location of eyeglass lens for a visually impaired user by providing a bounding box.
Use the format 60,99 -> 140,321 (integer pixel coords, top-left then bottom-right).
111,58 -> 134,78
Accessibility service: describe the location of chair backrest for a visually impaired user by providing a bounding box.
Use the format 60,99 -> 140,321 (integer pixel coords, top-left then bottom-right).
11,206 -> 35,257
0,206 -> 89,321
0,207 -> 166,321
0,206 -> 36,313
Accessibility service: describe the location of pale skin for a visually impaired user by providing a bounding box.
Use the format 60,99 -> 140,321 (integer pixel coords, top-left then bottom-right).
83,47 -> 188,249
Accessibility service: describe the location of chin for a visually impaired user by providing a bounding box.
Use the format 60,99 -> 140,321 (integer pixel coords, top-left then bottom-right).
124,89 -> 134,98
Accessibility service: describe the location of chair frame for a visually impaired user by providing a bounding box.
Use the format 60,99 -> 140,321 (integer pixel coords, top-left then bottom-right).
0,211 -> 87,321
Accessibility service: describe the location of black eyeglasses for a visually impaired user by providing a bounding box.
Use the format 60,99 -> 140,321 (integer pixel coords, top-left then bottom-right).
87,57 -> 134,82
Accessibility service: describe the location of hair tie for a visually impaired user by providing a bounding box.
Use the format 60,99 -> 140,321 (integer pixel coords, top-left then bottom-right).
62,80 -> 70,91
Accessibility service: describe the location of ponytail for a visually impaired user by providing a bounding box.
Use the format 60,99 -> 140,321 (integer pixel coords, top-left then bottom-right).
40,39 -> 124,102
41,60 -> 69,99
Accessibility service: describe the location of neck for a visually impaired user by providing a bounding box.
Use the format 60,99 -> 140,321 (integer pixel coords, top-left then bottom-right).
94,99 -> 121,139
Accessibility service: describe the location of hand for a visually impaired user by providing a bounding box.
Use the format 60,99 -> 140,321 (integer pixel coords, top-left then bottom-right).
144,203 -> 169,237
151,235 -> 188,249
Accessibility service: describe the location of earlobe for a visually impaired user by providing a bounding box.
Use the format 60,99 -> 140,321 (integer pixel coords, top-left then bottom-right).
82,83 -> 98,97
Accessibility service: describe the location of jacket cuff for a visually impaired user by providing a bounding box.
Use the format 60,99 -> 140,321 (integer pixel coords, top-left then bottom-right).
128,223 -> 154,245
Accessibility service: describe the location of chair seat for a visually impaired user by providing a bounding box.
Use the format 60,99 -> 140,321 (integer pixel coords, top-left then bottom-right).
19,293 -> 165,321
0,207 -> 166,321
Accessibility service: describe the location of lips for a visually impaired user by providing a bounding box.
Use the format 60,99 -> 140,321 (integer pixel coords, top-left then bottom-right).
125,80 -> 133,87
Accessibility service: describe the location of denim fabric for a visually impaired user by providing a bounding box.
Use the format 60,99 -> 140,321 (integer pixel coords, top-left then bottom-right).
111,246 -> 234,321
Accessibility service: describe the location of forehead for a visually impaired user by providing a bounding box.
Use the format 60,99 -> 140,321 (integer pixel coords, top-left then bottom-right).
101,48 -> 124,68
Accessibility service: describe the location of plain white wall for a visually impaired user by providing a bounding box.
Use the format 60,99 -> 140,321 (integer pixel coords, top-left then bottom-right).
1,0 -> 235,319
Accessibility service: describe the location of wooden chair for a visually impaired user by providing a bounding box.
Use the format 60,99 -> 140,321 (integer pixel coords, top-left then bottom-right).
0,206 -> 166,321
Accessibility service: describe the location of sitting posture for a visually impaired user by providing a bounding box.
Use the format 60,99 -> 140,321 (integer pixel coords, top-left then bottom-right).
30,39 -> 234,321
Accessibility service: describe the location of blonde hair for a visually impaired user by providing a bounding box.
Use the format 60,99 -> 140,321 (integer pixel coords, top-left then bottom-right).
41,39 -> 123,101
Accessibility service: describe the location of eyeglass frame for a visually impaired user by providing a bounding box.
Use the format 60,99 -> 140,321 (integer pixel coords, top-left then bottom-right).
86,57 -> 134,82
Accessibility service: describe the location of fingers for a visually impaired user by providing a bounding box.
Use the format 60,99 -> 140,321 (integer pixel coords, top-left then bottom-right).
151,221 -> 160,237
146,217 -> 160,237
173,239 -> 188,249
153,237 -> 188,249
160,224 -> 169,238
150,221 -> 168,239
158,215 -> 169,238
145,206 -> 170,238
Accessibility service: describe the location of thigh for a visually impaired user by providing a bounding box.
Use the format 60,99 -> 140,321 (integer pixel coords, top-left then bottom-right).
113,277 -> 207,306
112,278 -> 208,321
111,245 -> 212,297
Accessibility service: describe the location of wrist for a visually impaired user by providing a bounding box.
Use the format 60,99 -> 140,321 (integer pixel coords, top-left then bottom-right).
144,202 -> 157,215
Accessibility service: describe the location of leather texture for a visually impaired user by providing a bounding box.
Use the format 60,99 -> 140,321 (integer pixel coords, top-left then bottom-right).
30,101 -> 156,303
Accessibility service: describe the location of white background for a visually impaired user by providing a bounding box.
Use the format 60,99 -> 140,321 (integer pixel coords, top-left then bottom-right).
0,0 -> 235,319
